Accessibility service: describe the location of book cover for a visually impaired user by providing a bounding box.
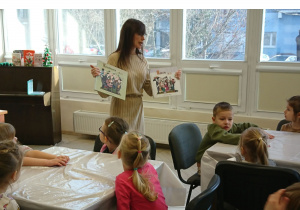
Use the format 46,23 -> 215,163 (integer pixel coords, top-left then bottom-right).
12,53 -> 21,66
34,53 -> 43,67
150,66 -> 181,98
94,60 -> 128,100
23,50 -> 35,66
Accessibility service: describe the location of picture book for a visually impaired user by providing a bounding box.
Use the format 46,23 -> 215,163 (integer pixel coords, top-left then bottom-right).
94,60 -> 128,100
23,50 -> 35,66
150,66 -> 181,98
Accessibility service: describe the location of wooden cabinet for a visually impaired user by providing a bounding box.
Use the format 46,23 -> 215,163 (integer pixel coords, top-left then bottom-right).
0,66 -> 61,145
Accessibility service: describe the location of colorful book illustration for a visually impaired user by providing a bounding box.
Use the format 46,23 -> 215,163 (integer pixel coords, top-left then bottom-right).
23,50 -> 35,66
94,60 -> 128,100
150,66 -> 181,98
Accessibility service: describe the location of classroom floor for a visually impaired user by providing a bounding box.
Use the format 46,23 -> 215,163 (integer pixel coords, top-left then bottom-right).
28,133 -> 201,203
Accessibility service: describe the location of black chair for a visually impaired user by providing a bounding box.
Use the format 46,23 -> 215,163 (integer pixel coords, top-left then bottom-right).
215,161 -> 300,210
93,135 -> 103,152
186,174 -> 220,210
276,119 -> 290,131
168,123 -> 202,205
145,135 -> 156,160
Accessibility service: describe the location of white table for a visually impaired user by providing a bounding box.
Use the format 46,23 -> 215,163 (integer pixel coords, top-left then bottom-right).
201,130 -> 300,191
9,147 -> 186,210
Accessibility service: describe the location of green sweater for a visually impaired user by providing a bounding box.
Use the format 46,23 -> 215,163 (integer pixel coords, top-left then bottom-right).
195,122 -> 258,163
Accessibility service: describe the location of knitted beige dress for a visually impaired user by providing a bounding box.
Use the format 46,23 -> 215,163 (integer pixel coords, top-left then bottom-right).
97,52 -> 152,133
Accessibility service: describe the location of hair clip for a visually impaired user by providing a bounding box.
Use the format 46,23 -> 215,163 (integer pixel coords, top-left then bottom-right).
108,121 -> 114,127
137,136 -> 142,141
137,151 -> 142,153
125,131 -> 127,134
133,168 -> 138,170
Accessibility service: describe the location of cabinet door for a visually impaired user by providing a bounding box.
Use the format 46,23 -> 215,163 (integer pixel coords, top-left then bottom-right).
0,96 -> 54,145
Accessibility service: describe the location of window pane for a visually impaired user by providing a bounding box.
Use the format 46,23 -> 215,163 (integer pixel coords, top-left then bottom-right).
184,9 -> 247,61
57,9 -> 105,55
118,9 -> 170,59
262,9 -> 300,62
4,9 -> 47,53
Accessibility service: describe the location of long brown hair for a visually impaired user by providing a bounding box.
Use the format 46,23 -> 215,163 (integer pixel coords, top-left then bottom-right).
115,18 -> 146,69
0,140 -> 23,188
284,182 -> 300,210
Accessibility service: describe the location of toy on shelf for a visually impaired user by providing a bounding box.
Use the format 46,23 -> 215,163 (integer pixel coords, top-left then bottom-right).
0,62 -> 13,66
43,45 -> 53,67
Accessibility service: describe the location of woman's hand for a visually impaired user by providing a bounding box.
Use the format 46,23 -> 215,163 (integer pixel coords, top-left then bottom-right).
90,65 -> 100,77
175,70 -> 182,80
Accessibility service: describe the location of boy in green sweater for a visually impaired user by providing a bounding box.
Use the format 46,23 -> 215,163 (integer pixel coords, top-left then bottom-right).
195,102 -> 274,174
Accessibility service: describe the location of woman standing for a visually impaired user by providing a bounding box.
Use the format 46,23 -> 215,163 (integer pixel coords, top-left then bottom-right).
91,18 -> 180,133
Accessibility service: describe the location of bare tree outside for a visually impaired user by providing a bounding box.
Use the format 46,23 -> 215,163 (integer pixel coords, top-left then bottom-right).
59,9 -> 105,55
185,9 -> 247,60
119,9 -> 170,58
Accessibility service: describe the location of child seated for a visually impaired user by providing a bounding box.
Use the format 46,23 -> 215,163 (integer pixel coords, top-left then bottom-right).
235,127 -> 276,166
98,116 -> 129,154
281,95 -> 300,133
195,102 -> 274,173
116,131 -> 167,210
264,182 -> 300,210
0,140 -> 23,210
0,123 -> 69,167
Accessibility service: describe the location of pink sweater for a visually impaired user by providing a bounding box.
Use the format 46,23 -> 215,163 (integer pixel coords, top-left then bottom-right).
115,162 -> 168,210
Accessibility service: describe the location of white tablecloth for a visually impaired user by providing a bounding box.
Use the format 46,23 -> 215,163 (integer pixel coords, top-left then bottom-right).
9,147 -> 186,210
201,130 -> 300,191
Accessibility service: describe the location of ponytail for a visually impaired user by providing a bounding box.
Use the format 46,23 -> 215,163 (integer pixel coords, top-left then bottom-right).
240,127 -> 269,165
120,132 -> 158,201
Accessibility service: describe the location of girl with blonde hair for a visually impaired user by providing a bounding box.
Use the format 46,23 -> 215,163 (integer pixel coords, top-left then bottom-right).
237,127 -> 275,166
116,131 -> 167,210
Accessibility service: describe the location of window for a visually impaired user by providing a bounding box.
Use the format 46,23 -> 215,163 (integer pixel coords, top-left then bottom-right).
3,9 -> 48,54
183,9 -> 247,61
57,9 -> 105,55
262,9 -> 300,62
118,9 -> 170,59
263,32 -> 276,47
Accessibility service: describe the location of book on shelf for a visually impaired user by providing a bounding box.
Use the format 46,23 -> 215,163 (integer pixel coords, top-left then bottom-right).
94,60 -> 128,100
149,66 -> 181,98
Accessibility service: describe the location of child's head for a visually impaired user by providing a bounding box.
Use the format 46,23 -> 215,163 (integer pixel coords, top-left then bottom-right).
285,95 -> 300,122
239,127 -> 269,165
0,123 -> 16,141
119,131 -> 157,201
284,182 -> 300,210
0,140 -> 23,191
99,117 -> 129,147
212,102 -> 233,131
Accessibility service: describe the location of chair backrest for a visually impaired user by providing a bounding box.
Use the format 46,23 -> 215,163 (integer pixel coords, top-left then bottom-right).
186,174 -> 220,210
215,161 -> 300,210
168,123 -> 202,170
276,119 -> 290,131
145,135 -> 156,160
93,135 -> 103,152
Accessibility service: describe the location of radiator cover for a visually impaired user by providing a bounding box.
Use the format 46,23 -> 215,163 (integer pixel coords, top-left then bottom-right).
73,110 -> 208,144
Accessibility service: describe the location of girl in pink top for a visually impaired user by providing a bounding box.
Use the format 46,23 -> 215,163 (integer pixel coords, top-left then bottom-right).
116,131 -> 167,210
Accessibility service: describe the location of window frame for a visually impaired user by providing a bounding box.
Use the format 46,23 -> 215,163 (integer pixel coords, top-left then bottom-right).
2,9 -> 300,119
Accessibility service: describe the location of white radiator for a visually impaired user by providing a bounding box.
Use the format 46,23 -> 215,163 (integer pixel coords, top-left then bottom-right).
73,110 -> 208,144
